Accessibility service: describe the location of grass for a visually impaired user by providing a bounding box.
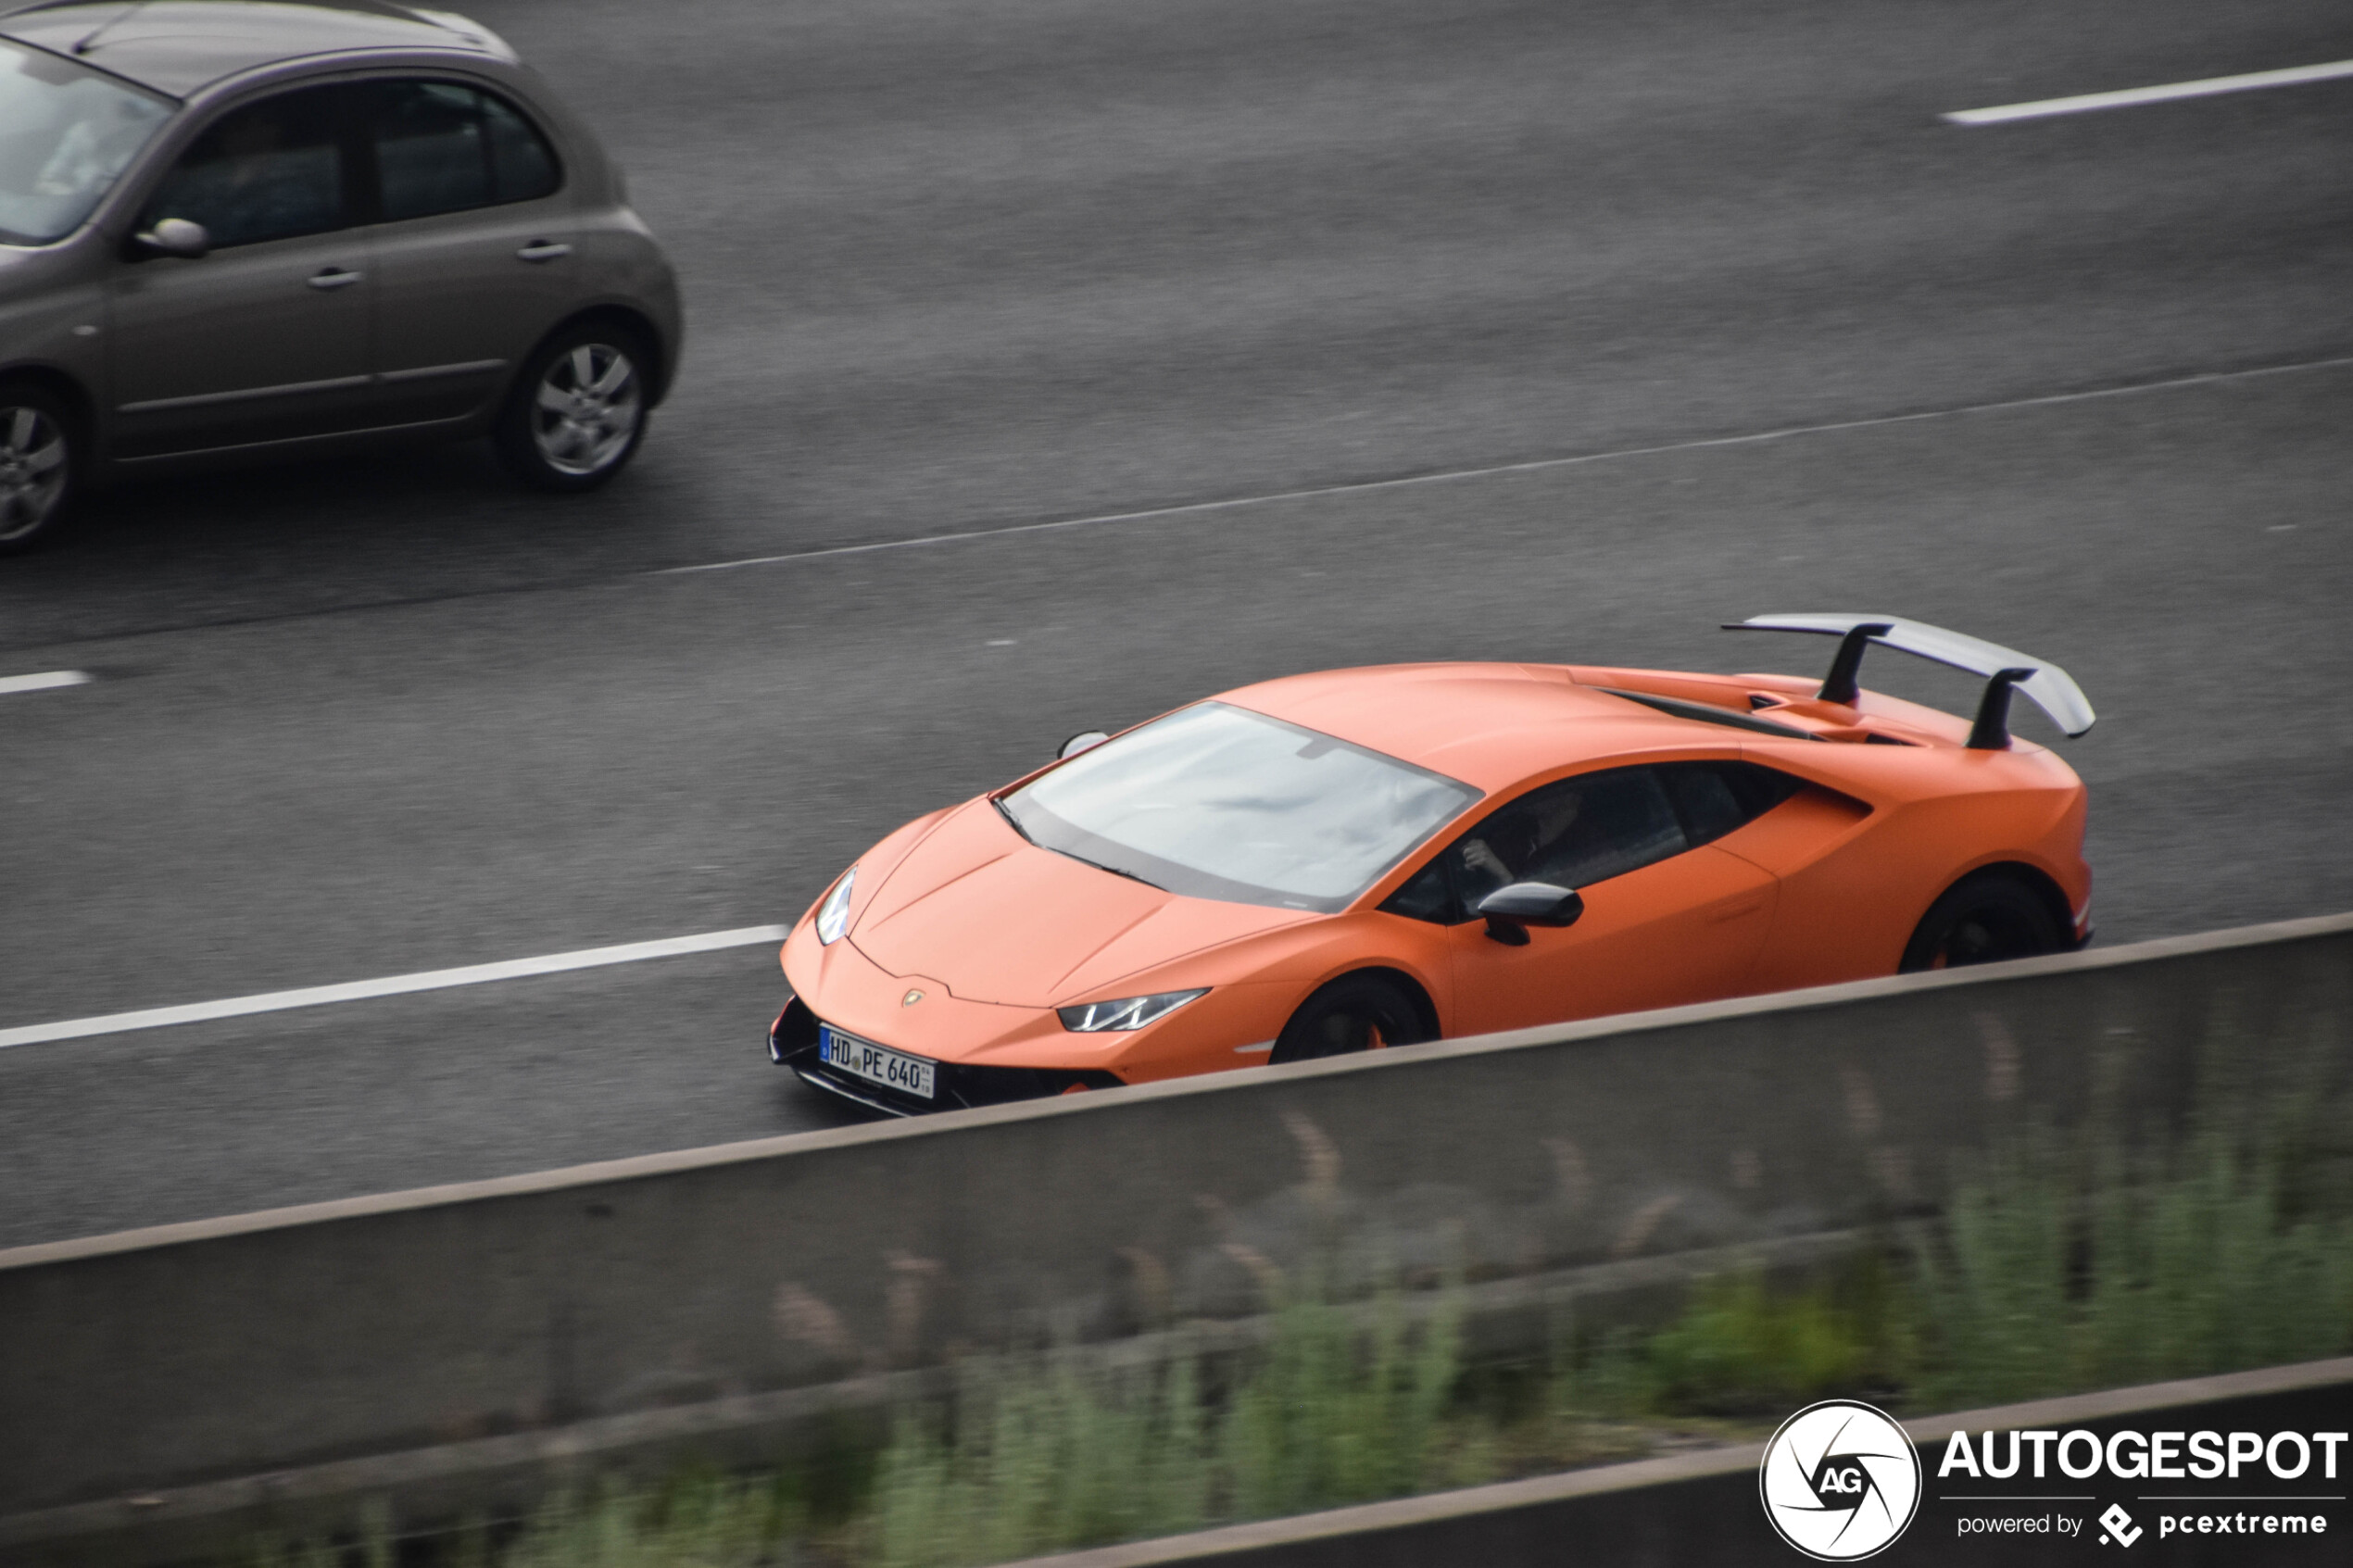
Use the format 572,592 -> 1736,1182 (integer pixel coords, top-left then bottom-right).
1910,1134 -> 2353,1410
869,1280 -> 1478,1567
239,1127 -> 2353,1568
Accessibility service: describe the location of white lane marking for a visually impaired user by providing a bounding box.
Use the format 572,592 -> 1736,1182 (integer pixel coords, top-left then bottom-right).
0,924 -> 791,1051
655,356 -> 2353,578
0,670 -> 93,696
1946,59 -> 2353,125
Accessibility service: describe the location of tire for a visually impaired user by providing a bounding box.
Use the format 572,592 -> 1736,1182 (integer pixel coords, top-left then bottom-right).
1899,873 -> 2065,972
495,321 -> 653,491
1269,973 -> 1433,1065
0,383 -> 79,556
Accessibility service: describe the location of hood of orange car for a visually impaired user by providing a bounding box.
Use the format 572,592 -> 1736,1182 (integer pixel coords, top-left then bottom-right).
848,799 -> 1313,1007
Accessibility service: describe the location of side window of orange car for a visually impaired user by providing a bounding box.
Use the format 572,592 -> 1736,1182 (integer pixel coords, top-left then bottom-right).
1379,855 -> 1455,922
1380,767 -> 1694,923
1655,762 -> 1803,846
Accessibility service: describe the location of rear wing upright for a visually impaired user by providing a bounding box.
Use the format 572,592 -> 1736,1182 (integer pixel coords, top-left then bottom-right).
1723,613 -> 2095,749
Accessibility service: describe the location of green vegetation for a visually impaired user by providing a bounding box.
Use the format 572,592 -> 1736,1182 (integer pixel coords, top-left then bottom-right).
241,1131 -> 2353,1568
1912,1135 -> 2353,1410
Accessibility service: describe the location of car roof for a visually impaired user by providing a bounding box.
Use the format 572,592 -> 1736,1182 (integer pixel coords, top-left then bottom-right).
1218,662 -> 1746,794
0,1 -> 507,97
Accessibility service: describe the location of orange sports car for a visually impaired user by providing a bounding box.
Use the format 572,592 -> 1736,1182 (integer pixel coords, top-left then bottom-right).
768,614 -> 2095,1115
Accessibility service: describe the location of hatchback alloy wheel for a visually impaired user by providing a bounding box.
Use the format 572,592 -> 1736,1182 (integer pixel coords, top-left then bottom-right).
530,343 -> 642,478
0,399 -> 73,553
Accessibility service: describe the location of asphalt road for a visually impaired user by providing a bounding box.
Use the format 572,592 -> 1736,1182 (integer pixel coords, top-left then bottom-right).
2,0 -> 2348,1248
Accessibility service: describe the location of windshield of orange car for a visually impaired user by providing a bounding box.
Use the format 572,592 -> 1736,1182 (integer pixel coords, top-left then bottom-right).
0,41 -> 173,246
1000,702 -> 1479,912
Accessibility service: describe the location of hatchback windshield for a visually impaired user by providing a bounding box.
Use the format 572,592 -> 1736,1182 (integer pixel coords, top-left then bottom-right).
0,40 -> 172,245
1000,703 -> 1479,911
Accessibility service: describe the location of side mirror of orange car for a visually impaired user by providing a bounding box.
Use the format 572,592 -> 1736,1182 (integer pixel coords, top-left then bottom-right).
1476,883 -> 1584,946
1058,730 -> 1110,760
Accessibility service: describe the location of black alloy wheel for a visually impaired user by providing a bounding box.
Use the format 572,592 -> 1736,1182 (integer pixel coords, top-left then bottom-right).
497,321 -> 653,491
0,383 -> 78,555
1898,873 -> 2065,972
1270,973 -> 1433,1064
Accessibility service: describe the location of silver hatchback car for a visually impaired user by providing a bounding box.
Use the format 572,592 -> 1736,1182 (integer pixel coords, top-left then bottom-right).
0,0 -> 682,552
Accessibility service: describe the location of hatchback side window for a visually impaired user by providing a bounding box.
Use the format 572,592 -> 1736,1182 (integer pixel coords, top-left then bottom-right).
138,84 -> 350,247
1656,761 -> 1802,847
482,91 -> 559,199
1381,767 -> 1690,922
371,81 -> 560,222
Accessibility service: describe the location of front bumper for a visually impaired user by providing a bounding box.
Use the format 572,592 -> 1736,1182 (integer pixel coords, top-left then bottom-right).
768,996 -> 1118,1117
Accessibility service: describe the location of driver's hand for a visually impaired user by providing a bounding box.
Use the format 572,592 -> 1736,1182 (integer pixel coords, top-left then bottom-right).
1462,839 -> 1508,880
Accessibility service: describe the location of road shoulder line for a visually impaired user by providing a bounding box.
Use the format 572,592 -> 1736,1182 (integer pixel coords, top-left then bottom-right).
1946,59 -> 2353,125
657,356 -> 2353,578
0,924 -> 790,1051
0,670 -> 92,696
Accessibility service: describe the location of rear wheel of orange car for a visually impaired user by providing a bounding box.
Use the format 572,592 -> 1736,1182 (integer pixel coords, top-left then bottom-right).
1271,974 -> 1432,1064
1899,873 -> 2064,972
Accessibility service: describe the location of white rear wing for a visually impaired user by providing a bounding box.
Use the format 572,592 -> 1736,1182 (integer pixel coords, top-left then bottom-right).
1724,613 -> 2095,744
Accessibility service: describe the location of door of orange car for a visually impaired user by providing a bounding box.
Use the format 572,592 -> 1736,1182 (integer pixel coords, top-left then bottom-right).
1380,763 -> 1787,1035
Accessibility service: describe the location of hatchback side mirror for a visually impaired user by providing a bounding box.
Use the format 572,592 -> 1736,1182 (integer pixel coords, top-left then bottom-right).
133,218 -> 210,259
1475,882 -> 1584,946
1058,730 -> 1110,761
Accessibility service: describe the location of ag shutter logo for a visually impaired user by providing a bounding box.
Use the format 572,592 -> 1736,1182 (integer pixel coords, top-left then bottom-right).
1761,1399 -> 1923,1560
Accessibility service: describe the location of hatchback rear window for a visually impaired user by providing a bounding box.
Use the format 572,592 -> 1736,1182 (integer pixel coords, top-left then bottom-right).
371,80 -> 560,221
1000,703 -> 1478,911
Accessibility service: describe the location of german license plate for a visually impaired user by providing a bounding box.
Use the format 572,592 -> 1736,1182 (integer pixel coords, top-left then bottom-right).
817,1025 -> 936,1100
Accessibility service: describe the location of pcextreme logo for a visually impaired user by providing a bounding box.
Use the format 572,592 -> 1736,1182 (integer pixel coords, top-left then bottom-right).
1761,1399 -> 1924,1560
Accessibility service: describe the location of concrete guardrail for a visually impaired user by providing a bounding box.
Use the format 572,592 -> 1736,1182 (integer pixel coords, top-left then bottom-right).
2,910 -> 2347,1559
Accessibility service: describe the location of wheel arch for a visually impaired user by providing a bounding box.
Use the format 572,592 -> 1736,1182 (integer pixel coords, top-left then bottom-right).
1923,860 -> 2077,948
0,364 -> 95,447
527,304 -> 673,405
1313,964 -> 1442,1043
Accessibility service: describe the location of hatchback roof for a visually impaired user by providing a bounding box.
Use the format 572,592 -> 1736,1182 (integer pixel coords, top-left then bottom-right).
0,1 -> 506,97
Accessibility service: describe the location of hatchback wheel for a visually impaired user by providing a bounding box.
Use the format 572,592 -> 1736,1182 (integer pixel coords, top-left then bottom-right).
1899,873 -> 2065,972
1270,973 -> 1432,1064
497,324 -> 651,491
0,388 -> 76,555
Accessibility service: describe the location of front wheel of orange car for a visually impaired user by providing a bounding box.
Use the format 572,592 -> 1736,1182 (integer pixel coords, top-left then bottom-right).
1899,873 -> 2064,972
1270,974 -> 1432,1064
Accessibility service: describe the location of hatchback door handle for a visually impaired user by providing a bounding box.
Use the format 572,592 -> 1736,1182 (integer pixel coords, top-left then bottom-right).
515,241 -> 572,262
308,268 -> 364,291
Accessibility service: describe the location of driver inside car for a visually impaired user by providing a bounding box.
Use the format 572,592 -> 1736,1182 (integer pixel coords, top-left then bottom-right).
1457,785 -> 1590,904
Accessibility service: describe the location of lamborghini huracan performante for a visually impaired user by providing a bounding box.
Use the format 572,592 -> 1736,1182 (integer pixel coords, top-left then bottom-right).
769,615 -> 2095,1116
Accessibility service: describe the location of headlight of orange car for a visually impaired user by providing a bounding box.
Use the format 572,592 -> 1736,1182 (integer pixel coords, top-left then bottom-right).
814,866 -> 857,945
1057,989 -> 1207,1032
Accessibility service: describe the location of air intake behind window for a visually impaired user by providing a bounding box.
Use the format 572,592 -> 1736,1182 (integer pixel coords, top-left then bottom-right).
1593,688 -> 1821,740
